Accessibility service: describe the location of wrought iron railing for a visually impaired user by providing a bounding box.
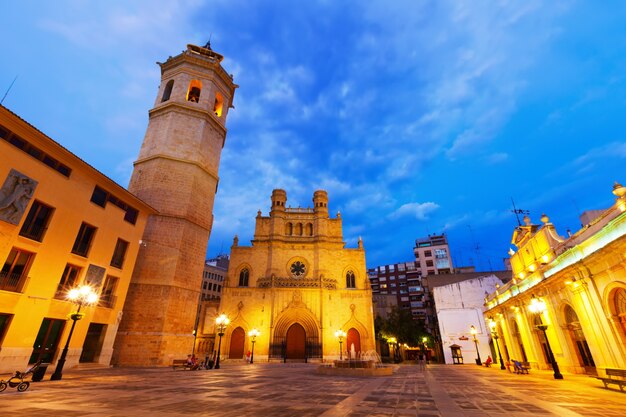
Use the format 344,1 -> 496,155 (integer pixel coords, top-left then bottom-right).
0,271 -> 27,292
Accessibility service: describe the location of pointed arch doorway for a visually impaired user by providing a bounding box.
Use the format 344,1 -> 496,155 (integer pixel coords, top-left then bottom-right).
347,328 -> 361,358
286,323 -> 306,360
229,327 -> 245,359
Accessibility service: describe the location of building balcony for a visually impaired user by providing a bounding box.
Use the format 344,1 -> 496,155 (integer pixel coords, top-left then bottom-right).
0,271 -> 28,293
257,276 -> 337,290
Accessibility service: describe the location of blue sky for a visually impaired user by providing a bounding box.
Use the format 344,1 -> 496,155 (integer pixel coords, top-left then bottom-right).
2,1 -> 626,271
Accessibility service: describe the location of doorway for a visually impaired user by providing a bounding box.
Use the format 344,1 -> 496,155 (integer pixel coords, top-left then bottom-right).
286,323 -> 306,360
30,318 -> 65,364
80,323 -> 105,363
229,327 -> 245,359
347,328 -> 361,357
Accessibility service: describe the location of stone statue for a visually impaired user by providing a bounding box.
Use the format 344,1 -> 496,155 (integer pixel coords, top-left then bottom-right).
0,169 -> 37,225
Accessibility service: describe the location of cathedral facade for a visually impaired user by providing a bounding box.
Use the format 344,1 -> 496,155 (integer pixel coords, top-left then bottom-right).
215,189 -> 375,362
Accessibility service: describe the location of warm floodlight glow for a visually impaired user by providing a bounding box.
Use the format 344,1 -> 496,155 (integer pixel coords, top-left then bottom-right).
528,295 -> 546,314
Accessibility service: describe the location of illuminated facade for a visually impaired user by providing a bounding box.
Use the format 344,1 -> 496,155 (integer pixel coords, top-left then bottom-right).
217,189 -> 376,362
0,105 -> 154,373
484,182 -> 626,377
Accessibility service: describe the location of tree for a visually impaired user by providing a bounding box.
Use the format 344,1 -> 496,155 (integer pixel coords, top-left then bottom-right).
376,307 -> 428,346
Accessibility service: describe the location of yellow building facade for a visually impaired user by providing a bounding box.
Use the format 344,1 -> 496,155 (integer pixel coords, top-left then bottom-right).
0,105 -> 154,373
484,182 -> 626,377
216,189 -> 376,362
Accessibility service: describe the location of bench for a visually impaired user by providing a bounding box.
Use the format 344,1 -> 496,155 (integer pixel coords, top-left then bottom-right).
597,368 -> 626,392
515,362 -> 531,374
172,359 -> 193,370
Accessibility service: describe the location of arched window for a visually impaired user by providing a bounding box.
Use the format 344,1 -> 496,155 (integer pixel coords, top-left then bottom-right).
213,92 -> 224,117
306,223 -> 313,236
346,271 -> 356,288
295,223 -> 303,236
238,268 -> 249,287
285,222 -> 293,235
187,80 -> 202,103
161,80 -> 174,102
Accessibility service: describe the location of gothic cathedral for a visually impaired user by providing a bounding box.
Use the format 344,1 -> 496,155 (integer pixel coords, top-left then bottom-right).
113,43 -> 237,365
217,189 -> 376,362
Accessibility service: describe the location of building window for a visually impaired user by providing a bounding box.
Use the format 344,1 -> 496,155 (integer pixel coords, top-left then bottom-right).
346,271 -> 356,288
19,200 -> 54,242
238,268 -> 249,287
90,186 -> 138,225
0,313 -> 12,345
187,80 -> 202,102
71,223 -> 97,257
0,247 -> 34,292
100,276 -> 119,308
424,250 -> 432,257
434,249 -> 447,259
162,80 -> 174,102
110,239 -> 129,269
426,260 -> 434,267
55,264 -> 81,299
213,92 -> 223,116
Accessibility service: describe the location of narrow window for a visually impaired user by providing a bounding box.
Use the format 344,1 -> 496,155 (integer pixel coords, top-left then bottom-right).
306,223 -> 313,236
161,80 -> 174,102
285,222 -> 293,235
346,271 -> 356,288
19,200 -> 54,242
187,80 -> 202,103
55,264 -> 81,299
110,239 -> 129,269
100,276 -> 119,308
238,268 -> 249,287
0,248 -> 34,292
71,222 -> 97,257
213,92 -> 224,116
295,223 -> 303,236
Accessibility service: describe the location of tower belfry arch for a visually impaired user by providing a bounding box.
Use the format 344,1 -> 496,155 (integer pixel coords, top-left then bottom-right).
113,43 -> 237,366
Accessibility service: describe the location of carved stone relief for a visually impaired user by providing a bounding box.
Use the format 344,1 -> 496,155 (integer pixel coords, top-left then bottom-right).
0,169 -> 37,225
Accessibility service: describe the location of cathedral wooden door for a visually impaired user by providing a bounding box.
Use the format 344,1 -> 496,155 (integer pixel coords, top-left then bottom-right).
229,327 -> 245,359
347,328 -> 361,357
286,323 -> 306,359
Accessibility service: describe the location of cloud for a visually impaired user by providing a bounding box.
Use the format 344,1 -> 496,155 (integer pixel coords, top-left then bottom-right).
389,202 -> 439,221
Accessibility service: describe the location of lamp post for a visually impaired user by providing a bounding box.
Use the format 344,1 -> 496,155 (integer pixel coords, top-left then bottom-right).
248,329 -> 259,364
51,285 -> 98,381
529,295 -> 563,379
488,318 -> 506,370
335,330 -> 346,360
470,325 -> 482,365
214,313 -> 229,370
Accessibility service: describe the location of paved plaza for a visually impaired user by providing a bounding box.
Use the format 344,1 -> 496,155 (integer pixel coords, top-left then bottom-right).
1,362 -> 624,416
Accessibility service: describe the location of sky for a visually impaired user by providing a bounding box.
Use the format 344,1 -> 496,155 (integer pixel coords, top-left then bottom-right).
2,1 -> 626,271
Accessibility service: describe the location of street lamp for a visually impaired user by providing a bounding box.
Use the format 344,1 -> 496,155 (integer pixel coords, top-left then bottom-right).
470,325 -> 482,365
214,313 -> 229,370
335,329 -> 346,360
248,329 -> 260,364
50,285 -> 98,381
488,318 -> 506,370
529,295 -> 563,379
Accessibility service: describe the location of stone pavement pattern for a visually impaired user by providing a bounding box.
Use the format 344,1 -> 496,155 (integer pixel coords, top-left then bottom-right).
1,363 -> 625,416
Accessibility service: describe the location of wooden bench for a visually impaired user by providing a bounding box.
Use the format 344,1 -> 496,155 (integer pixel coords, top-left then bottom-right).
172,359 -> 192,370
597,368 -> 626,392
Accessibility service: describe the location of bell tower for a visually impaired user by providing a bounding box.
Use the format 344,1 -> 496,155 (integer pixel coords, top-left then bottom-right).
114,43 -> 237,366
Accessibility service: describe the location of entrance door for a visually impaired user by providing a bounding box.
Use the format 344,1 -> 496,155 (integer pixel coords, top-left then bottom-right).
347,328 -> 361,357
564,305 -> 595,372
229,327 -> 245,359
80,323 -> 105,362
30,318 -> 65,364
286,323 -> 306,359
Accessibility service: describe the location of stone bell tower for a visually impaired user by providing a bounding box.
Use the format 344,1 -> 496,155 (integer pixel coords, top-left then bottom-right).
114,42 -> 237,366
